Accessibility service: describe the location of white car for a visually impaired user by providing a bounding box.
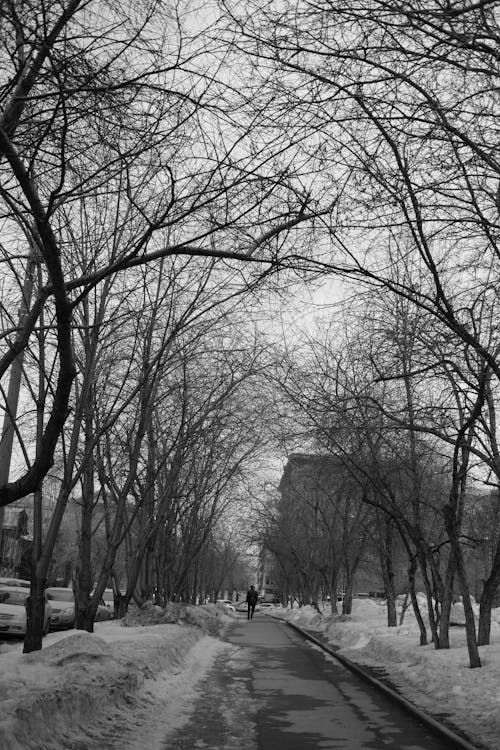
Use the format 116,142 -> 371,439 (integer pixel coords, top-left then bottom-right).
217,599 -> 236,611
102,588 -> 114,610
45,587 -> 75,629
235,601 -> 264,613
47,587 -> 114,628
0,585 -> 50,636
0,577 -> 30,588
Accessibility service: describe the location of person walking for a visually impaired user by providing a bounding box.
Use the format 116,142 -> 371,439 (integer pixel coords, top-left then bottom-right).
246,585 -> 258,620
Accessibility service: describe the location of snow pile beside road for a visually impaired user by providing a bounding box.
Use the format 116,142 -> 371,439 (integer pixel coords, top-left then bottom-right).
0,604 -> 230,750
278,604 -> 326,631
275,598 -> 500,749
346,629 -> 500,750
122,600 -> 225,635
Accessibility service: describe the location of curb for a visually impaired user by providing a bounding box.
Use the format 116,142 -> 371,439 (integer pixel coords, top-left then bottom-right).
286,620 -> 481,750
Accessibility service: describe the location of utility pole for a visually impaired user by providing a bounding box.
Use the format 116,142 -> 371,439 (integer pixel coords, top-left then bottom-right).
0,251 -> 37,572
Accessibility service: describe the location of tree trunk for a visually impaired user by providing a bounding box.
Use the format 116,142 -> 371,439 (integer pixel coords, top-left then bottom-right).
23,292 -> 49,654
399,591 -> 410,625
329,569 -> 339,614
386,586 -> 397,627
417,543 -> 439,646
477,585 -> 495,647
114,592 -> 127,619
379,516 -> 397,627
342,580 -> 354,615
438,554 -> 455,649
444,505 -> 481,667
74,506 -> 94,633
23,574 -> 47,653
74,318 -> 96,634
74,476 -> 95,633
477,541 -> 500,646
408,556 -> 427,645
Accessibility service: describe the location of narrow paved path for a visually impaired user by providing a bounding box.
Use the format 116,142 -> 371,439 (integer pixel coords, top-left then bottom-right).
166,613 -> 462,750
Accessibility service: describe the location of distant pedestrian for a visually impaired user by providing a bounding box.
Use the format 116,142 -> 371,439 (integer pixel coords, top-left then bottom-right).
246,585 -> 258,619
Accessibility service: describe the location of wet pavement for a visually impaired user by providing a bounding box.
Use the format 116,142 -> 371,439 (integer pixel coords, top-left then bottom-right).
167,614 -> 463,750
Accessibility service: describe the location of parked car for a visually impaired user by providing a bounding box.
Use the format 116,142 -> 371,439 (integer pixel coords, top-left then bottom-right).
102,588 -> 114,610
47,587 -> 115,629
235,601 -> 263,613
92,588 -> 123,619
94,598 -> 114,622
217,599 -> 235,611
45,587 -> 75,629
0,577 -> 30,588
0,585 -> 50,636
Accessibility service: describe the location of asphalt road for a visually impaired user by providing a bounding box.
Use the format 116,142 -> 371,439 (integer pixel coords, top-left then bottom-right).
166,613 -> 462,750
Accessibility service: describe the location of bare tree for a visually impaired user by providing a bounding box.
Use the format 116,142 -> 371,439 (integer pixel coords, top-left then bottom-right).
0,0 -> 332,651
0,0 -> 329,510
220,1 -> 500,667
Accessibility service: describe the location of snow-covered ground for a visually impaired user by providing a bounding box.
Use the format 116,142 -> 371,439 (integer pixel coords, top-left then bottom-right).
0,603 -> 233,750
1,597 -> 498,749
273,597 -> 500,750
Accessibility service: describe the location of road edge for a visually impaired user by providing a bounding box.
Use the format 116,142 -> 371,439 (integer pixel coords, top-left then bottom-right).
286,620 -> 482,750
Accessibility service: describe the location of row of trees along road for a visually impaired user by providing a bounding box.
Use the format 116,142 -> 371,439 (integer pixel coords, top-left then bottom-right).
219,1 -> 500,669
0,0 -> 328,652
260,453 -> 379,614
261,287 -> 500,670
2,0 -> 500,666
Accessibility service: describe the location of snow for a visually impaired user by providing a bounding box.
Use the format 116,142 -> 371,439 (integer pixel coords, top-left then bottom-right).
273,598 -> 500,749
0,604 -> 233,750
1,598 -> 499,749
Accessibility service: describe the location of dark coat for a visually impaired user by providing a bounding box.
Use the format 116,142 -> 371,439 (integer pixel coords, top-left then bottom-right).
246,588 -> 258,605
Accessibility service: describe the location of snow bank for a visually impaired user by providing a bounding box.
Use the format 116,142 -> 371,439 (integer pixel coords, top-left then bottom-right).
274,597 -> 500,749
122,600 -> 226,635
0,603 -> 230,750
3,598 -> 500,749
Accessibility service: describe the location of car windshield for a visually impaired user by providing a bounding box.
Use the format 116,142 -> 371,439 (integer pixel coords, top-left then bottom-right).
46,589 -> 74,602
0,589 -> 27,606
